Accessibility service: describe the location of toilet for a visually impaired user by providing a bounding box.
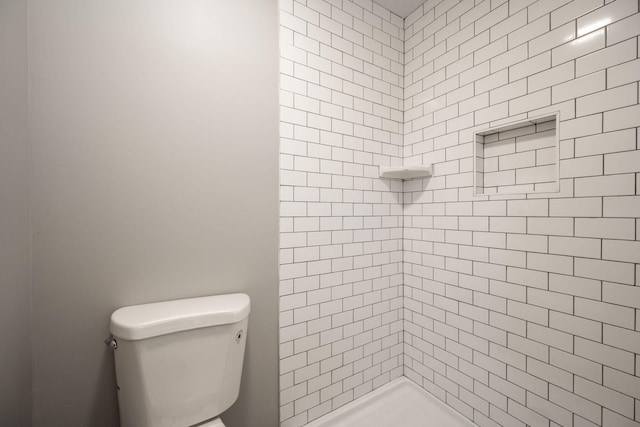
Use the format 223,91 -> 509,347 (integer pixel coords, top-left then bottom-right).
108,293 -> 250,427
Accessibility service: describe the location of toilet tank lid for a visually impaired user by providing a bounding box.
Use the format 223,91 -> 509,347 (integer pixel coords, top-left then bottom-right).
110,293 -> 250,341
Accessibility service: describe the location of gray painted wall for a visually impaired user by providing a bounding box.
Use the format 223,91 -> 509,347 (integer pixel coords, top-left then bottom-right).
0,0 -> 32,425
29,1 -> 280,426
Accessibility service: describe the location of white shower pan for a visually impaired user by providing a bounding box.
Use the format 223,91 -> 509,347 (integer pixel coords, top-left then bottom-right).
305,377 -> 476,427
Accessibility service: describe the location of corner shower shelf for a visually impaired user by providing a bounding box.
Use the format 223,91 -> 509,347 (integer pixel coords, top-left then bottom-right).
378,165 -> 433,180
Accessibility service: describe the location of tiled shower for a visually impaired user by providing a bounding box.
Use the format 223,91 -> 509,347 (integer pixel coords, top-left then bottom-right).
279,0 -> 640,426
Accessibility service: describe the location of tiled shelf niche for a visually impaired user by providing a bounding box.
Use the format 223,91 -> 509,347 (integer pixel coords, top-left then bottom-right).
474,113 -> 560,196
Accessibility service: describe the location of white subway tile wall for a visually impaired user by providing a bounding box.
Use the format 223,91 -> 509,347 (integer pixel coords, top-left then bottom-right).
281,0 -> 640,426
403,1 -> 640,427
279,1 -> 405,425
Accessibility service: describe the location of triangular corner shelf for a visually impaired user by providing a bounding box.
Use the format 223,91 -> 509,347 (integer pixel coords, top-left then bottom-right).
378,165 -> 433,180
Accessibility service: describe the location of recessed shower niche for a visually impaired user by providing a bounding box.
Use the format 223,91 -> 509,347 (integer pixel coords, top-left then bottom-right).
474,113 -> 560,195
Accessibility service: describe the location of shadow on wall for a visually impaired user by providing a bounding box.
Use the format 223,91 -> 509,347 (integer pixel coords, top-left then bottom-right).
89,350 -> 120,425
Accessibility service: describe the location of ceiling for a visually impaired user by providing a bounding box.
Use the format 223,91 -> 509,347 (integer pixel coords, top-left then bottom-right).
373,0 -> 426,18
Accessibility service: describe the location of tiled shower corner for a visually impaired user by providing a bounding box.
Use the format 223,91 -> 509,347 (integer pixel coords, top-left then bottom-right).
280,0 -> 640,426
279,1 -> 406,425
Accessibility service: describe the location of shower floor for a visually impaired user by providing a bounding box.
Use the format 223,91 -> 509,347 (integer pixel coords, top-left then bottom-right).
304,377 -> 476,427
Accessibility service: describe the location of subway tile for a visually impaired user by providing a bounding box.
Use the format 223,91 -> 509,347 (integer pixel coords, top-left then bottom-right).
575,336 -> 635,374
458,245 -> 489,263
507,266 -> 548,290
575,377 -> 635,420
490,342 -> 526,371
527,391 -> 573,427
474,102 -> 509,125
549,236 -> 601,258
473,200 -> 507,216
603,196 -> 640,217
575,257 -> 635,285
528,252 -> 573,275
552,70 -> 606,104
507,199 -> 548,216
575,129 -> 636,156
473,231 -> 507,249
489,248 -> 526,267
474,261 -> 507,281
552,28 -> 605,67
507,233 -> 548,253
574,174 -> 636,197
602,408 -> 640,427
509,334 -> 549,363
575,297 -> 635,329
507,399 -> 548,427
559,156 -> 603,178
490,217 -> 526,233
474,68 -> 508,94
549,385 -> 602,425
559,114 -> 603,139
295,32 -> 321,55
549,197 -> 602,217
489,376 -> 525,409
550,311 -> 602,342
604,149 -> 640,174
606,9 -> 640,45
447,22 -> 475,51
528,288 -> 574,314
603,324 -> 640,354
460,61 -> 491,86
551,0 -> 604,29
490,311 -> 525,336
602,239 -> 640,263
490,44 -> 528,73
549,273 -> 601,300
577,83 -> 638,117
484,138 -> 516,157
332,6 -> 353,28
475,3 -> 508,35
527,217 -> 574,236
529,22 -> 576,57
491,279 -> 526,302
490,9 -> 527,43
306,0 -> 330,18
527,356 -> 573,391
603,282 -> 640,309
603,103 -> 640,131
508,15 -> 550,49
536,146 -> 557,166
576,37 -> 637,77
490,79 -> 527,105
528,61 -> 574,92
528,0 -> 572,22
458,216 -> 489,231
460,30 -> 491,61
577,0 -> 638,38
510,89 -> 551,116
515,164 -> 555,185
509,51 -> 551,82
282,11 -> 308,34
608,57 -> 640,89
528,323 -> 573,354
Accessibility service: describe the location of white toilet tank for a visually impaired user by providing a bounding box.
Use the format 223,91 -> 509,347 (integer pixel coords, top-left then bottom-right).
109,293 -> 250,427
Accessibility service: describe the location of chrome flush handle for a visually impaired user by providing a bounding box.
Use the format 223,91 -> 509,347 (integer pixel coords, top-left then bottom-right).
104,336 -> 117,350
